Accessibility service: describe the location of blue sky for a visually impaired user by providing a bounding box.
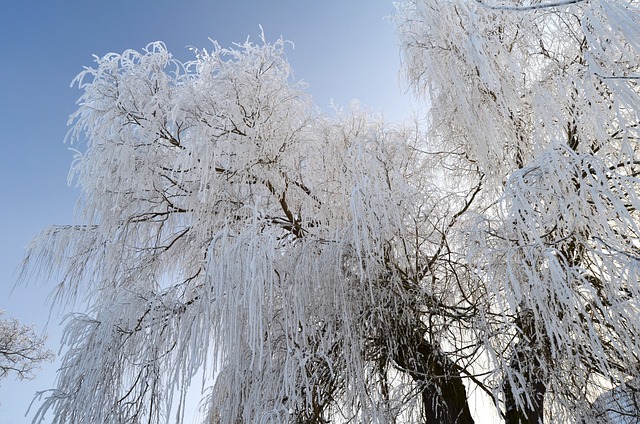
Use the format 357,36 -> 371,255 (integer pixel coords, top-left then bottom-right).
0,1 -> 415,422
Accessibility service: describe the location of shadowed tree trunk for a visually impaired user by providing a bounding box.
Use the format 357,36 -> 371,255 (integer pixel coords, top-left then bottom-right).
503,351 -> 546,424
392,324 -> 475,424
503,309 -> 548,424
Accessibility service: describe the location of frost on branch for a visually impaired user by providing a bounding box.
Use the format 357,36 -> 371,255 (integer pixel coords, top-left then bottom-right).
25,35 -> 482,423
398,0 -> 640,422
472,145 -> 640,422
396,0 -> 640,184
0,310 -> 54,381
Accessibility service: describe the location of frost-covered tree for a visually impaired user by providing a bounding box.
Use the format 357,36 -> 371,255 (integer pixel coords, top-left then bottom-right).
397,0 -> 640,423
23,35 -> 482,423
0,310 -> 53,381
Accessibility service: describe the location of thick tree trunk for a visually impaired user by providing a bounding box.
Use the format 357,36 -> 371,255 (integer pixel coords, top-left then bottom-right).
503,352 -> 546,424
393,331 -> 475,424
503,309 -> 548,424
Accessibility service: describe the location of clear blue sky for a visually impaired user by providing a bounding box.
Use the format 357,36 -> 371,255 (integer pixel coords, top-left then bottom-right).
0,1 -> 415,422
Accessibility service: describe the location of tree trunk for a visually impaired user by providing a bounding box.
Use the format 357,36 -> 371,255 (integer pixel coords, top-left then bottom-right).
393,331 -> 475,424
503,352 -> 546,424
503,309 -> 547,424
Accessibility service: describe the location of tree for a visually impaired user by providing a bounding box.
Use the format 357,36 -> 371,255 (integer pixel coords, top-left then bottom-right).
22,1 -> 640,423
0,310 -> 53,381
24,36 -> 479,423
397,0 -> 640,422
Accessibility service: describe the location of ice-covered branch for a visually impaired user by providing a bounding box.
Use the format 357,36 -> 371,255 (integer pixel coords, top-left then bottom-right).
474,0 -> 586,11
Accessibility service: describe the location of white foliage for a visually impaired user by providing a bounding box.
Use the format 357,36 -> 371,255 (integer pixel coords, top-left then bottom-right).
0,310 -> 54,381
471,145 -> 640,421
26,35 -> 458,423
397,0 -> 640,183
398,0 -> 640,422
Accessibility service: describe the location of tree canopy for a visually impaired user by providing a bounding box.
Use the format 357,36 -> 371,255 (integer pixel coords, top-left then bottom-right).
398,0 -> 640,421
0,311 -> 53,382
23,1 -> 640,423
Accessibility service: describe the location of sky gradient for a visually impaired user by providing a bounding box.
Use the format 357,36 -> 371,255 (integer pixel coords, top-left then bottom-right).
0,1 -> 416,422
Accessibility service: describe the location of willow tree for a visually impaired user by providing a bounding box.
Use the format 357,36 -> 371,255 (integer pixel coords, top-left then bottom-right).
397,0 -> 640,422
24,34 -> 483,423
